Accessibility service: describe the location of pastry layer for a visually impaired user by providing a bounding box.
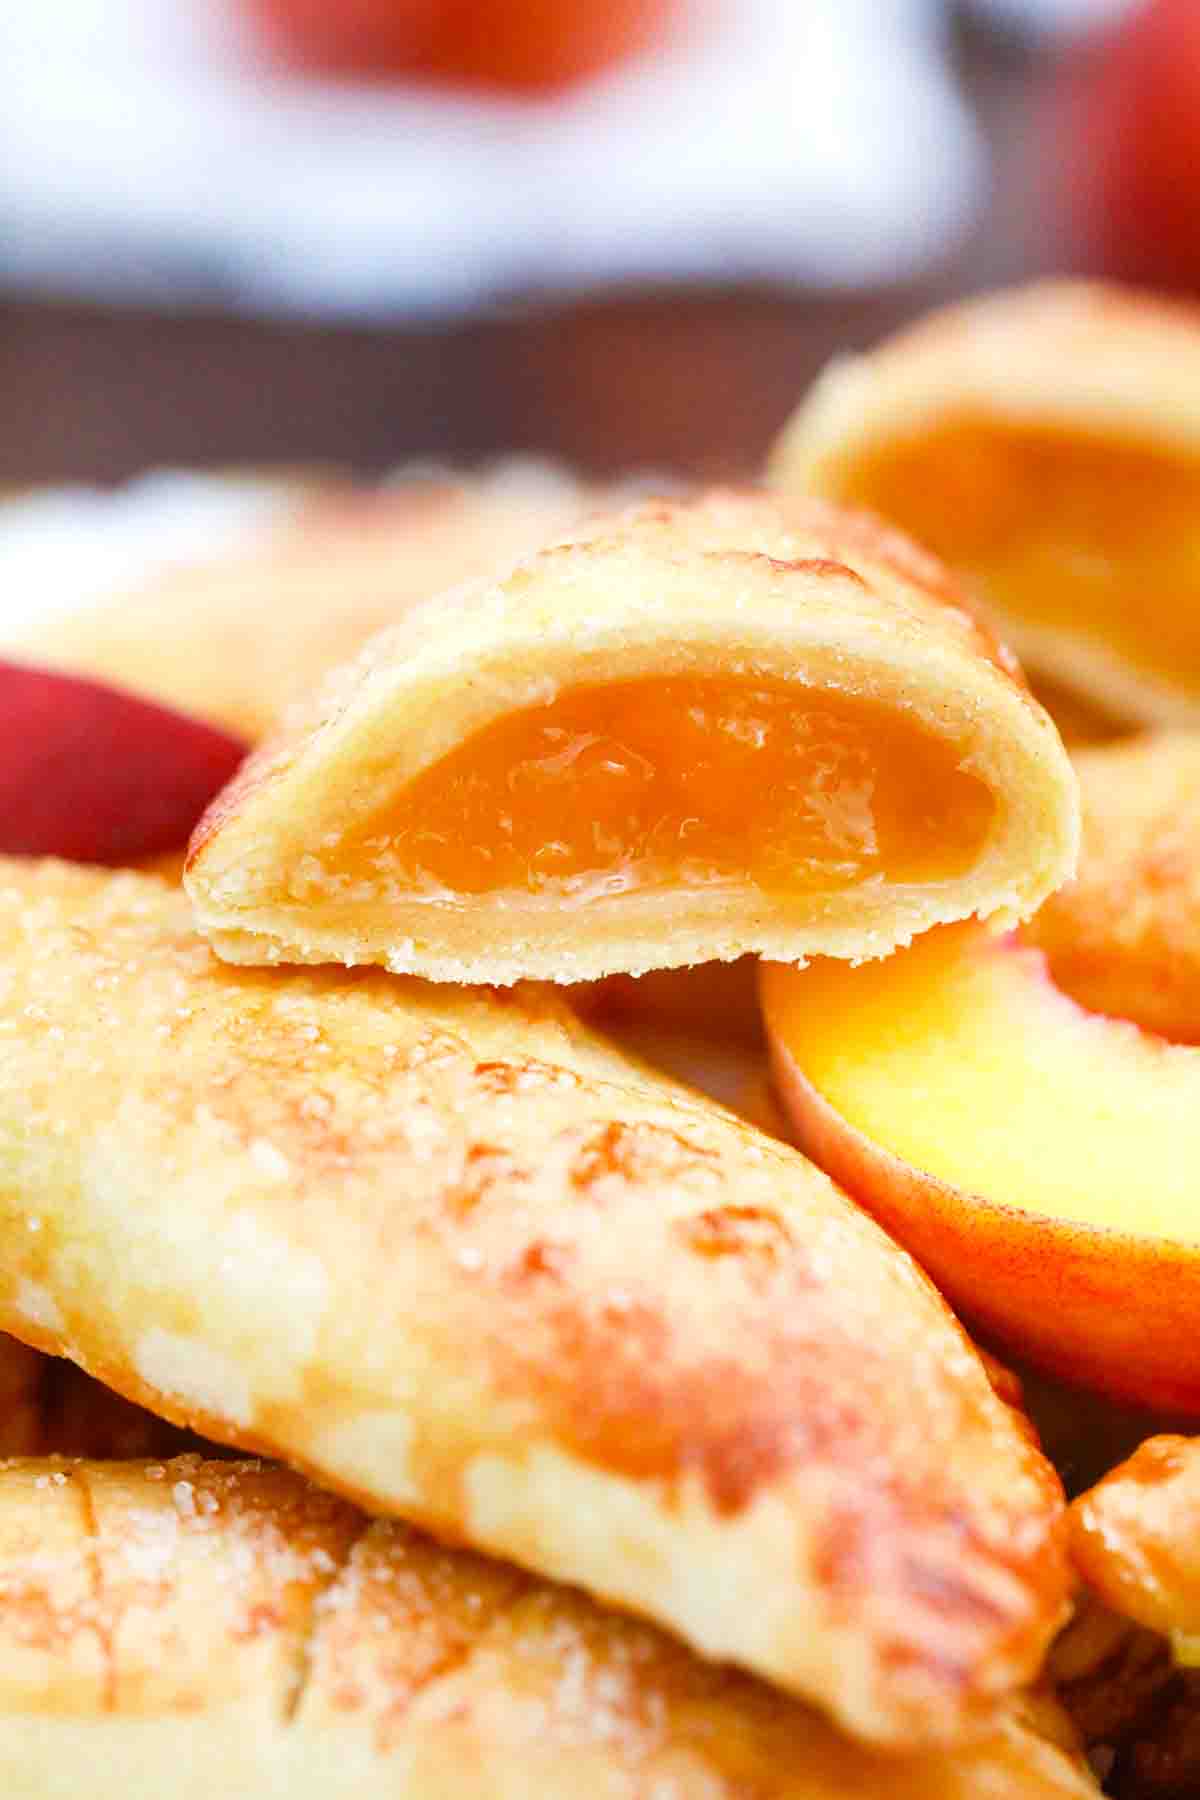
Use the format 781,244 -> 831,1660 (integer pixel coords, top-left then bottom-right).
12,462 -> 595,742
1027,732 -> 1200,1043
185,489 -> 1078,985
1070,1436 -> 1200,1646
0,859 -> 1068,1747
0,1457 -> 1095,1798
771,280 -> 1200,727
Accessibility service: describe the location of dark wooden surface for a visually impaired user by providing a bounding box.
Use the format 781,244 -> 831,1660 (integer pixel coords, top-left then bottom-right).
0,23 -> 1068,489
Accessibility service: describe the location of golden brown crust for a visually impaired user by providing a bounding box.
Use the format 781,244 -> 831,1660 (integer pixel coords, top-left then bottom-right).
12,463 -> 596,742
1057,1440 -> 1200,1793
0,1456 -> 1097,1797
1027,735 -> 1200,1043
1069,1437 -> 1200,1641
185,487 -> 1078,986
773,280 -> 1200,480
0,858 -> 1069,1746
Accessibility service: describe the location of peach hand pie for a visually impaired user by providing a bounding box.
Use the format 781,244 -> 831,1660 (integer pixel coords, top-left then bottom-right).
0,1457 -> 1096,1800
183,489 -> 1078,985
0,858 -> 1069,1748
13,461 -> 595,744
1054,1437 -> 1200,1793
770,280 -> 1200,732
1026,732 -> 1200,1045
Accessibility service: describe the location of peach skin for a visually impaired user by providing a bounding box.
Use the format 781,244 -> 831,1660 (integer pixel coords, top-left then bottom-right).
762,925 -> 1200,1413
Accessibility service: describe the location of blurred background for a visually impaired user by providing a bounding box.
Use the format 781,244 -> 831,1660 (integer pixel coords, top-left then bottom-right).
0,0 -> 1191,487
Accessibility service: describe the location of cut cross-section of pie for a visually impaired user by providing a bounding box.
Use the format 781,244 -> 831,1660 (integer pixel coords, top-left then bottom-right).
0,858 -> 1070,1748
770,280 -> 1200,731
184,489 -> 1078,985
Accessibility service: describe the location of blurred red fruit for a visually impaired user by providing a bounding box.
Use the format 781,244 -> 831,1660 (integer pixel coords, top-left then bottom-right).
1060,0 -> 1200,290
247,0 -> 442,80
0,660 -> 247,865
248,0 -> 676,94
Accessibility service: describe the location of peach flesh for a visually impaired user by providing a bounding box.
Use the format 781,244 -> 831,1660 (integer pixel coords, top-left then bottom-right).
761,926 -> 1200,1412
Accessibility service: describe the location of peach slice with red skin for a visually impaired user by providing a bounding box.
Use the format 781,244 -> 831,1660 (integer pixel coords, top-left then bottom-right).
0,659 -> 246,865
761,924 -> 1200,1413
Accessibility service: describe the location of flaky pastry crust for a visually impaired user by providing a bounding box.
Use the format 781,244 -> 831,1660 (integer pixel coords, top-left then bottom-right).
1070,1437 -> 1200,1643
11,462 -> 595,743
0,1456 -> 1097,1798
1027,734 -> 1200,1043
185,488 -> 1077,986
0,859 -> 1068,1747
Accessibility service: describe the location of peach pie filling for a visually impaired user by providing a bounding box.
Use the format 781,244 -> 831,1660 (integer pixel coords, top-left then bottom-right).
833,416 -> 1200,690
321,677 -> 994,907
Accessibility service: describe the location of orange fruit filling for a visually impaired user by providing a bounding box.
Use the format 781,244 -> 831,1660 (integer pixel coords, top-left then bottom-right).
831,416 -> 1200,689
327,677 -> 994,905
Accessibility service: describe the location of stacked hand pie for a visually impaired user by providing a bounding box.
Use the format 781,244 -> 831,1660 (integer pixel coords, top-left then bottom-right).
5,285 -> 1200,1795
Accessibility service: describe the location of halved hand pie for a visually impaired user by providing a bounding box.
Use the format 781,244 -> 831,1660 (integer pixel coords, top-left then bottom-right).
13,462 -> 594,743
0,858 -> 1069,1747
762,921 -> 1200,1411
0,1456 -> 1095,1798
184,489 -> 1078,985
770,281 -> 1200,730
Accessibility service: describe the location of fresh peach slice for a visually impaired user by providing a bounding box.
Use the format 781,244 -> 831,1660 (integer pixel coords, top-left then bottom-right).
761,925 -> 1200,1412
0,659 -> 246,865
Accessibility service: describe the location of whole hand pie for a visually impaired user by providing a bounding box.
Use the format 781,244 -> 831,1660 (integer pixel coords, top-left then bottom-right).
0,858 -> 1069,1748
1069,1436 -> 1200,1650
770,281 -> 1200,732
1026,732 -> 1200,1044
0,1456 -> 1095,1799
184,489 -> 1078,985
12,461 -> 596,743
